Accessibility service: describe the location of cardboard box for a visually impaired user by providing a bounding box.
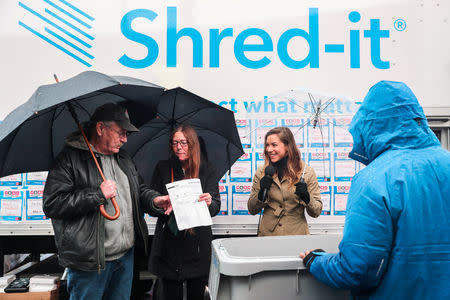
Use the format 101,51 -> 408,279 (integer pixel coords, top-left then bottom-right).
0,286 -> 59,300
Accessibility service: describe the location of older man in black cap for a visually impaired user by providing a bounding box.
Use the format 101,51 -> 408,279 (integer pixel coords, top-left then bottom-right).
43,103 -> 171,300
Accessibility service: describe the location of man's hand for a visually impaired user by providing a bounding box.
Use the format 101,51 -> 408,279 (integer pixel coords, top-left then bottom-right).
299,249 -> 325,271
100,180 -> 116,199
198,193 -> 212,206
153,195 -> 172,215
299,250 -> 310,259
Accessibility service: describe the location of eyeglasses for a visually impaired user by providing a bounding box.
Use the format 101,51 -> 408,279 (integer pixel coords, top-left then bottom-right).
105,125 -> 130,138
171,140 -> 188,147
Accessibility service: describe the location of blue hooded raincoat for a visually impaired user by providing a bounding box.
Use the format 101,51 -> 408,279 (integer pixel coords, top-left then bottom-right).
309,81 -> 450,299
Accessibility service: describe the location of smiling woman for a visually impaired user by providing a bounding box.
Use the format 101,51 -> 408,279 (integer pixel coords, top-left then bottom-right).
266,134 -> 288,163
247,126 -> 322,236
239,87 -> 360,219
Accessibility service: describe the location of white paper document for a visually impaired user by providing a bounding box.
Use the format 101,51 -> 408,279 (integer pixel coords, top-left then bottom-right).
166,178 -> 212,230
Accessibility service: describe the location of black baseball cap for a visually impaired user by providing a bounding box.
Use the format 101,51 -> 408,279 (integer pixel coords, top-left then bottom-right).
90,103 -> 139,132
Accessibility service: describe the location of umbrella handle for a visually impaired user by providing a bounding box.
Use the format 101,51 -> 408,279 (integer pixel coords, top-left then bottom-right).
74,120 -> 121,220
60,77 -> 120,220
99,196 -> 120,220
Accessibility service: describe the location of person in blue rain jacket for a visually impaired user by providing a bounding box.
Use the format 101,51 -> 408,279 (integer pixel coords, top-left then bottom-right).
300,81 -> 450,300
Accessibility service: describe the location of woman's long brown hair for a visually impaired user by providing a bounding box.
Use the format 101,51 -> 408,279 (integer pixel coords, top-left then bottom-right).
170,124 -> 201,235
170,124 -> 201,179
263,127 -> 302,186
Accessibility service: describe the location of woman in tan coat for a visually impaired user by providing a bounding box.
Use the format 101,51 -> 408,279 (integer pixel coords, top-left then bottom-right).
248,127 -> 322,236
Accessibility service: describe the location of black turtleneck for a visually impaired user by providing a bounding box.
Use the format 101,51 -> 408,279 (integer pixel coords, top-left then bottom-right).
273,156 -> 288,181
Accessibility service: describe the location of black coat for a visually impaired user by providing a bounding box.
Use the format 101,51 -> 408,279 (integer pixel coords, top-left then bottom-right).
148,156 -> 220,280
43,142 -> 161,271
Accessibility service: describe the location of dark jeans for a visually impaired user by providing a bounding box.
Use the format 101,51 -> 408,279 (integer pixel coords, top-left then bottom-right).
66,247 -> 134,300
162,276 -> 207,300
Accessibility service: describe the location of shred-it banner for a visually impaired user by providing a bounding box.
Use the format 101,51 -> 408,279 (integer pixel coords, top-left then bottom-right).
1,0 -> 449,227
2,0 -> 449,120
17,2 -> 393,69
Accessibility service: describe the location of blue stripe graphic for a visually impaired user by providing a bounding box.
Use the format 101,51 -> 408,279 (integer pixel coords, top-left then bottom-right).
45,27 -> 94,59
59,0 -> 94,21
43,0 -> 91,29
19,2 -> 92,48
325,44 -> 345,53
45,8 -> 94,40
18,21 -> 92,67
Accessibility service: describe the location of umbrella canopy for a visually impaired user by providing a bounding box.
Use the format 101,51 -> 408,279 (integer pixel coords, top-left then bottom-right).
0,70 -> 164,178
255,87 -> 357,182
123,87 -> 244,184
266,87 -> 356,129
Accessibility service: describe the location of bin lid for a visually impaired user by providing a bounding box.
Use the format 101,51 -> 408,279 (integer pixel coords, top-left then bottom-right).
211,234 -> 342,276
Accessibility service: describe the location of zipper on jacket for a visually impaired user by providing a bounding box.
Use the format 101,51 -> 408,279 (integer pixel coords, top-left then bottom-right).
95,155 -> 105,273
134,181 -> 147,254
96,181 -> 106,274
97,209 -> 101,273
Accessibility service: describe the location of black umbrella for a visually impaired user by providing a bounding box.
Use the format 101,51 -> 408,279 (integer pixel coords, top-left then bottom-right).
123,87 -> 244,184
0,71 -> 164,219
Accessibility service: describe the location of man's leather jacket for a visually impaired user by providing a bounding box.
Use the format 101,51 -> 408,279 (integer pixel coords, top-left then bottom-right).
43,141 -> 161,271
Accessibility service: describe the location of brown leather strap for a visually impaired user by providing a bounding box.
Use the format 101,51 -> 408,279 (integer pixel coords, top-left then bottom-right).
171,168 -> 174,183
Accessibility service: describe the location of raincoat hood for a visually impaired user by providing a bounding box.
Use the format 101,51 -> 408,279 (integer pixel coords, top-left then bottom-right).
349,80 -> 440,165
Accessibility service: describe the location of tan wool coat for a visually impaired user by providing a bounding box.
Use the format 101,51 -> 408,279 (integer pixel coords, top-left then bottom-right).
248,161 -> 322,236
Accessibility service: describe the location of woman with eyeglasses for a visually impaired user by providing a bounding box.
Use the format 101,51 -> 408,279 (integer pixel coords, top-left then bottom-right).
148,124 -> 220,300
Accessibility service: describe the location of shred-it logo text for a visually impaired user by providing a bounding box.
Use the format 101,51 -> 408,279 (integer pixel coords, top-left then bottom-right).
119,7 -> 393,69
18,0 -> 95,67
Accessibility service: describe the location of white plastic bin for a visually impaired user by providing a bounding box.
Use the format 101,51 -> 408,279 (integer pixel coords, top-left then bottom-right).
209,235 -> 349,300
